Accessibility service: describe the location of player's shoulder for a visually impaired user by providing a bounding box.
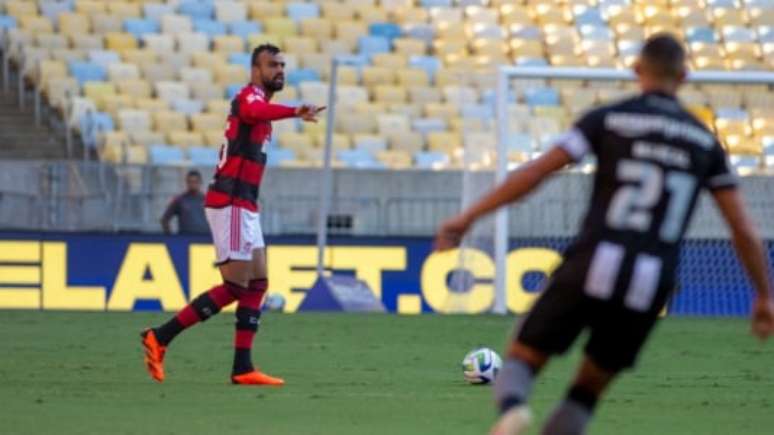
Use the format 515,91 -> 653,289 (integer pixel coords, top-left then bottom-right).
574,93 -> 640,124
235,84 -> 266,104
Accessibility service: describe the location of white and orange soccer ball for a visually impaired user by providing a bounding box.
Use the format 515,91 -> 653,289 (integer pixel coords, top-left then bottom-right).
462,347 -> 502,384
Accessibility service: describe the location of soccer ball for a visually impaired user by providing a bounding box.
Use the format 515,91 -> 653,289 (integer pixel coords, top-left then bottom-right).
262,293 -> 286,312
461,347 -> 502,384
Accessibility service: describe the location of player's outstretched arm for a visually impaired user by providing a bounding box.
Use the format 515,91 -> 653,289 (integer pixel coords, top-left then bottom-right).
712,188 -> 774,340
295,104 -> 326,123
434,146 -> 572,251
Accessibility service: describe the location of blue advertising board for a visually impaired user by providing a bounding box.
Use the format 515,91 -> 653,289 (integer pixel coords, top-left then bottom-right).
0,232 -> 767,316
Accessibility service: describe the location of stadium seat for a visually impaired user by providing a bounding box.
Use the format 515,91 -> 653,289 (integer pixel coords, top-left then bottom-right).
124,18 -> 159,38
69,61 -> 106,85
118,109 -> 152,132
153,110 -> 189,133
194,19 -> 227,37
172,98 -> 204,115
229,20 -> 261,40
149,145 -> 186,165
414,151 -> 451,169
178,0 -> 215,20
169,130 -> 204,147
337,149 -> 384,169
358,36 -> 391,58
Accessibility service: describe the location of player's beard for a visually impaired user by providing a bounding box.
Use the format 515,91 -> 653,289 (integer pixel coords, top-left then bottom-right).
264,75 -> 284,92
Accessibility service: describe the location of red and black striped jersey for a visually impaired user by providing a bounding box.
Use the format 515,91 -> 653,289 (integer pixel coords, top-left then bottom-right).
205,84 -> 296,212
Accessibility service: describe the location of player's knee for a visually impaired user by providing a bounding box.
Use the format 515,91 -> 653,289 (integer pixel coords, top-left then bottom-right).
236,306 -> 261,332
574,358 -> 618,395
508,341 -> 549,372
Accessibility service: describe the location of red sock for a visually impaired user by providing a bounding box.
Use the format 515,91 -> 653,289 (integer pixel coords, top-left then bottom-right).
154,282 -> 240,345
233,278 -> 268,374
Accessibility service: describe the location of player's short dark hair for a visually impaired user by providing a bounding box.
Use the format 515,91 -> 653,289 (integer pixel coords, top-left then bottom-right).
251,44 -> 281,67
186,169 -> 201,179
639,33 -> 686,79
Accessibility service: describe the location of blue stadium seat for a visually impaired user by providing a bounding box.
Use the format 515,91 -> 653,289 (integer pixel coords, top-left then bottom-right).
286,68 -> 320,86
508,134 -> 535,152
480,89 -> 517,106
337,149 -> 384,169
414,151 -> 450,169
403,23 -> 435,42
412,118 -> 446,135
172,98 -> 204,115
574,8 -> 606,26
194,18 -> 227,37
369,23 -> 401,41
143,3 -> 176,21
0,15 -> 16,30
188,146 -> 218,166
706,0 -> 736,6
515,57 -> 549,67
39,0 -> 73,21
759,26 -> 774,43
353,135 -> 387,152
510,26 -> 542,40
524,87 -> 560,107
408,56 -> 441,81
149,145 -> 186,166
178,0 -> 215,19
88,50 -> 121,68
286,2 -> 320,22
69,61 -> 106,85
229,52 -> 252,69
686,27 -> 717,43
266,147 -> 296,166
124,18 -> 160,38
715,108 -> 748,119
229,20 -> 261,40
420,0 -> 452,7
579,25 -> 614,41
226,84 -> 242,99
80,111 -> 114,148
358,36 -> 391,57
462,104 -> 494,119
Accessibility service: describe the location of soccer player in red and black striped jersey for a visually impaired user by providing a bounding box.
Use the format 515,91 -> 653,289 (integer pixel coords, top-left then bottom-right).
141,44 -> 324,386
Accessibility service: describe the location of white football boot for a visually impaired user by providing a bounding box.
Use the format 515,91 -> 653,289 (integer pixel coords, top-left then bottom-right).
489,405 -> 532,435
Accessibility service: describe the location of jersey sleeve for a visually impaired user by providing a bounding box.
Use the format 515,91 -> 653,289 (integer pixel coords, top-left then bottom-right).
553,107 -> 605,161
703,141 -> 738,191
238,91 -> 297,124
162,197 -> 180,220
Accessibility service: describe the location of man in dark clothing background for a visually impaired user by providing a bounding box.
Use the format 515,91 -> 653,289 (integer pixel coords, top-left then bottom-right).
160,170 -> 209,235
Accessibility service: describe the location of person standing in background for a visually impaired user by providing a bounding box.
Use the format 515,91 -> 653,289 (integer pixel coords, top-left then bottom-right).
160,170 -> 209,235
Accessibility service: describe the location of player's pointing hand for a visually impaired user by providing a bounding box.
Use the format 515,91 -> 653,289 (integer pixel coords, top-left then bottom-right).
751,295 -> 774,341
296,104 -> 326,123
434,213 -> 473,252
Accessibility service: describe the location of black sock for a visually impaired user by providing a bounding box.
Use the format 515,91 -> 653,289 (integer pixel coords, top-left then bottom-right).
153,319 -> 184,346
567,385 -> 599,412
232,349 -> 253,375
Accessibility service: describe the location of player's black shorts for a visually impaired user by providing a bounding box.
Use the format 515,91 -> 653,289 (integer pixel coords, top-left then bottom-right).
515,279 -> 665,372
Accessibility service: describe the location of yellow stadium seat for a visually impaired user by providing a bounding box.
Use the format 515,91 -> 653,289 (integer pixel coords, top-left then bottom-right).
284,36 -> 318,54
59,12 -> 91,36
377,114 -> 410,135
687,106 -> 716,129
215,1 -> 247,23
376,149 -> 412,169
434,68 -> 472,88
711,8 -> 747,27
427,131 -> 462,154
355,5 -> 388,24
213,35 -> 245,53
45,77 -> 79,111
203,130 -> 224,147
333,66 -> 359,85
100,94 -> 134,117
191,113 -> 224,132
372,53 -> 408,69
154,81 -> 190,104
117,79 -> 152,99
99,142 -> 124,163
83,82 -> 116,106
314,133 -> 351,150
176,33 -> 209,54
393,7 -> 429,25
388,102 -> 423,117
425,102 -> 459,121
108,2 -> 141,18
125,144 -> 149,164
168,131 -> 204,148
300,17 -> 334,39
118,109 -> 152,132
134,98 -> 170,113
320,39 -> 354,55
70,34 -> 102,50
299,52 -> 330,78
153,111 -> 189,134
121,49 -> 157,67
716,117 -> 751,137
249,1 -> 284,19
707,89 -> 742,109
301,119 -> 327,137
393,38 -> 427,57
247,33 -> 284,51
75,0 -> 106,15
265,18 -> 297,38
91,14 -> 124,35
102,131 -> 129,149
5,1 -> 38,19
129,131 -> 166,147
336,85 -> 369,105
214,64 -> 248,86
38,60 -> 68,86
362,67 -> 396,87
191,52 -> 227,69
442,86 -> 478,105
397,69 -> 430,87
192,83 -> 226,103
161,14 -> 193,36
750,9 -> 774,26
386,131 -> 424,154
321,2 -> 356,20
752,116 -> 774,136
335,21 -> 368,47
20,16 -> 53,33
374,86 -> 408,104
207,100 -> 231,116
278,132 -> 314,151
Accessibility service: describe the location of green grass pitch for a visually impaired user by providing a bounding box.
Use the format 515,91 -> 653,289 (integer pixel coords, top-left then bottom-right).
1,311 -> 773,435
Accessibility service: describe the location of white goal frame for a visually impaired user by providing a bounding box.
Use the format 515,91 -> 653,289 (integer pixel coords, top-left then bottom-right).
492,66 -> 774,314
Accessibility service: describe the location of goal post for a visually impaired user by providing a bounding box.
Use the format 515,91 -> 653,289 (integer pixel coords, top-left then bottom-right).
492,66 -> 774,314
